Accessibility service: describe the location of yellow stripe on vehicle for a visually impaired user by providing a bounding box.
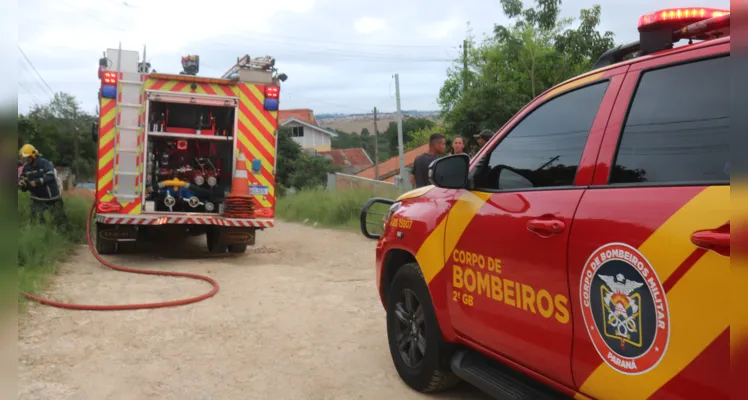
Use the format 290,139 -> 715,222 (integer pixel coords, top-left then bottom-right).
579,185 -> 730,399
415,191 -> 491,283
247,85 -> 277,133
237,107 -> 275,161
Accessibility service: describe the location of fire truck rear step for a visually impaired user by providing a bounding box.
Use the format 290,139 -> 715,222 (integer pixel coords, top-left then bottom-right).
450,350 -> 570,400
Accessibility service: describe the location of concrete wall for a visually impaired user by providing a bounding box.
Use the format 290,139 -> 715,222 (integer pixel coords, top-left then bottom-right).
327,173 -> 401,197
285,121 -> 332,152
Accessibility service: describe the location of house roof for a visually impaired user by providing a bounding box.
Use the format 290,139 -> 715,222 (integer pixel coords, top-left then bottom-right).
279,109 -> 317,126
320,148 -> 373,169
282,117 -> 338,137
356,143 -> 430,180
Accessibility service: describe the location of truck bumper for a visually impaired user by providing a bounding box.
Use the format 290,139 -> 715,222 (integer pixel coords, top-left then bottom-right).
95,213 -> 274,228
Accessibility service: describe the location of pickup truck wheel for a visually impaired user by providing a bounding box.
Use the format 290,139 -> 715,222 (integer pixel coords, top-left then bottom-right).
386,263 -> 460,393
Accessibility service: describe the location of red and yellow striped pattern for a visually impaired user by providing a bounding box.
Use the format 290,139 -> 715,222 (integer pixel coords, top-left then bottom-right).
144,78 -> 237,97
96,97 -> 117,205
235,82 -> 277,215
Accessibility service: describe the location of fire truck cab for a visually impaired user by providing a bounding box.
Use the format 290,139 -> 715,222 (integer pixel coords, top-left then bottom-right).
362,8 -> 730,400
92,46 -> 286,254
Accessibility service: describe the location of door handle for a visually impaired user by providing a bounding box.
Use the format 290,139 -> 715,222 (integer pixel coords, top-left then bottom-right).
527,219 -> 565,236
691,227 -> 730,257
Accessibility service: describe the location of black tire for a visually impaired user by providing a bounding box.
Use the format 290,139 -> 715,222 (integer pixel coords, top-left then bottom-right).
386,263 -> 460,393
206,228 -> 227,253
96,237 -> 117,255
95,223 -> 117,255
228,243 -> 248,253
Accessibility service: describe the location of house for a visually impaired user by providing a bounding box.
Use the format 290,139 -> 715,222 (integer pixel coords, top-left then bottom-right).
355,143 -> 429,182
319,148 -> 374,174
278,108 -> 337,152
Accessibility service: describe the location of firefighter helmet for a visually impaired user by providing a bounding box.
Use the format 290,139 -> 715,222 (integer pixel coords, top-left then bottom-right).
19,144 -> 39,158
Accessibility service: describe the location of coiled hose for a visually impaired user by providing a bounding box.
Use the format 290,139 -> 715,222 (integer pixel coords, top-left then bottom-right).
20,201 -> 220,310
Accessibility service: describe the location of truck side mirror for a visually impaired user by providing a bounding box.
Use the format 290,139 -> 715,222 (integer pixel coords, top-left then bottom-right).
429,154 -> 470,189
91,121 -> 99,142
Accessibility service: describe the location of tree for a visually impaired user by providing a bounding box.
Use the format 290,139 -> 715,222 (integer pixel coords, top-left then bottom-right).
18,92 -> 97,180
361,128 -> 370,136
437,0 -> 616,137
383,117 -> 436,155
276,127 -> 338,192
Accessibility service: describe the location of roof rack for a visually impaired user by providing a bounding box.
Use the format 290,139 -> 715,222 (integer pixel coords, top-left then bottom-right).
591,11 -> 730,71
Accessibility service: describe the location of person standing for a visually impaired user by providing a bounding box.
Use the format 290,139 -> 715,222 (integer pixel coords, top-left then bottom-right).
450,136 -> 466,155
409,133 -> 446,188
18,144 -> 66,225
470,129 -> 495,157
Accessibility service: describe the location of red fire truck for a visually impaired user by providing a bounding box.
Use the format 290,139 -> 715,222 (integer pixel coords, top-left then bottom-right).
91,46 -> 287,254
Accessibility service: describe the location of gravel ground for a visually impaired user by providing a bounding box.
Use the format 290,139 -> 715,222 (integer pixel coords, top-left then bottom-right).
18,221 -> 488,400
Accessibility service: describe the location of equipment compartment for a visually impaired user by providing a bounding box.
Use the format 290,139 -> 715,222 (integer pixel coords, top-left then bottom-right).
145,135 -> 234,214
148,100 -> 235,137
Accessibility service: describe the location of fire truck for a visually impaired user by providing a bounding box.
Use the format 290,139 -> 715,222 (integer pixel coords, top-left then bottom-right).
91,46 -> 287,254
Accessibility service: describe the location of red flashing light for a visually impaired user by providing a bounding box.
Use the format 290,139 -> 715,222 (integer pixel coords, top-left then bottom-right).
97,202 -> 122,213
176,140 -> 188,150
638,8 -> 729,30
101,71 -> 118,85
264,85 -> 279,99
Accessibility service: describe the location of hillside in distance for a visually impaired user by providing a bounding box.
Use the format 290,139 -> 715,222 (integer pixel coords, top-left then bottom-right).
317,110 -> 441,134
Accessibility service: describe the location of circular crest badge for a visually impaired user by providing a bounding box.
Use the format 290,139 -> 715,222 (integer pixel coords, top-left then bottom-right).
580,243 -> 670,375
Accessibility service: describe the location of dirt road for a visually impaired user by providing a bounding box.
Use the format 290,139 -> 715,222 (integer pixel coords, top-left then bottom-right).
18,222 -> 488,400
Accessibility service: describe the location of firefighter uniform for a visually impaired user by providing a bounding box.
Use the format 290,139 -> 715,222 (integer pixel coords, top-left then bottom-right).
18,144 -> 66,225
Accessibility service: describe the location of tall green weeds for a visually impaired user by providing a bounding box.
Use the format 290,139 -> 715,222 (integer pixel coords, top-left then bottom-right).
276,187 -> 402,230
17,192 -> 92,308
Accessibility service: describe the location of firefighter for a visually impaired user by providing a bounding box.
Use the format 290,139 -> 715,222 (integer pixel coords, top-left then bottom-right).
18,144 -> 66,225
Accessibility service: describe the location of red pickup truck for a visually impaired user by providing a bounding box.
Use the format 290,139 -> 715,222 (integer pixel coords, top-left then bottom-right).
361,7 -> 730,400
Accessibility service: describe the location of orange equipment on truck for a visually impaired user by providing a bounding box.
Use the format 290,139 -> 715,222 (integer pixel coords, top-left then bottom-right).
91,45 -> 287,254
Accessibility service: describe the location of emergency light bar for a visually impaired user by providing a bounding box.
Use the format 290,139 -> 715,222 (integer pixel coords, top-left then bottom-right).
263,84 -> 280,111
591,7 -> 730,70
100,71 -> 119,99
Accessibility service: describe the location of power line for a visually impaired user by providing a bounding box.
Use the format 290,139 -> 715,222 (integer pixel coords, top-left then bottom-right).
18,46 -> 54,97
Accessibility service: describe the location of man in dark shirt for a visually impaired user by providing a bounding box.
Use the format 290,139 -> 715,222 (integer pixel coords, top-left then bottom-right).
409,133 -> 446,188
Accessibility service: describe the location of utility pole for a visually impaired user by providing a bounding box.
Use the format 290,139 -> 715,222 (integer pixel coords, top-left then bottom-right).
462,39 -> 469,91
394,73 -> 408,189
373,106 -> 379,180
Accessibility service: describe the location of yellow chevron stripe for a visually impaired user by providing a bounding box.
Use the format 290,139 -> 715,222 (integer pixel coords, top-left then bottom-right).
238,139 -> 275,200
237,107 -> 275,162
578,185 -> 730,399
416,191 -> 491,283
242,159 -> 272,208
237,133 -> 272,174
247,85 -> 277,134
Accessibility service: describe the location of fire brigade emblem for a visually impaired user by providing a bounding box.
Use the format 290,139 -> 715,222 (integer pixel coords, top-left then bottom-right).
580,243 -> 670,375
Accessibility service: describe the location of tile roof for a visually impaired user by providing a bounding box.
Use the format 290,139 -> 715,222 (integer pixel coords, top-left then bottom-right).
356,143 -> 430,180
319,148 -> 373,169
279,109 -> 317,126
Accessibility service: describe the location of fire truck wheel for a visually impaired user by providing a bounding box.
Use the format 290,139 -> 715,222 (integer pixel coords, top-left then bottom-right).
96,236 -> 117,255
206,228 -> 227,253
228,243 -> 247,253
386,263 -> 460,393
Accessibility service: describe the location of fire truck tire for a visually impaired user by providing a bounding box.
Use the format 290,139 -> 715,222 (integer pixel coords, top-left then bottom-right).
386,263 -> 460,393
95,236 -> 117,255
228,243 -> 248,253
206,227 -> 227,253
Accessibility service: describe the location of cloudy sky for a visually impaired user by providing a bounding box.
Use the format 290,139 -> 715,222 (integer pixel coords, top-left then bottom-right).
16,0 -> 729,116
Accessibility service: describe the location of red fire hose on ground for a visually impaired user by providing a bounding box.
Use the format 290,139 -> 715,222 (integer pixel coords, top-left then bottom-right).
20,202 -> 220,311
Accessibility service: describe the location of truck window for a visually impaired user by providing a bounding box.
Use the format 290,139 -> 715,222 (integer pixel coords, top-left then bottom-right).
473,81 -> 609,191
610,56 -> 729,184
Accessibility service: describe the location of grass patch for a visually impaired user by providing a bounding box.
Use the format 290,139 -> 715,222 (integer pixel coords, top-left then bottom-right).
276,187 -> 403,231
17,191 -> 92,309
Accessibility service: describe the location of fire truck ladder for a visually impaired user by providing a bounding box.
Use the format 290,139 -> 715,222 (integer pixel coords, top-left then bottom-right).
111,46 -> 146,204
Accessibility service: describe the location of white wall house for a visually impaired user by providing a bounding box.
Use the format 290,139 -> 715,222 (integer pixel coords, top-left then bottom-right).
280,117 -> 337,152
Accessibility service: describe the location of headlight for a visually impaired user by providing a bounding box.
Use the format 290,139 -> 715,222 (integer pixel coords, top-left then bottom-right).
384,201 -> 401,229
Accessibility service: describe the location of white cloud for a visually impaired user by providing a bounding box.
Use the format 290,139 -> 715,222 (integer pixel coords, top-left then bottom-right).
422,17 -> 463,39
354,17 -> 388,34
